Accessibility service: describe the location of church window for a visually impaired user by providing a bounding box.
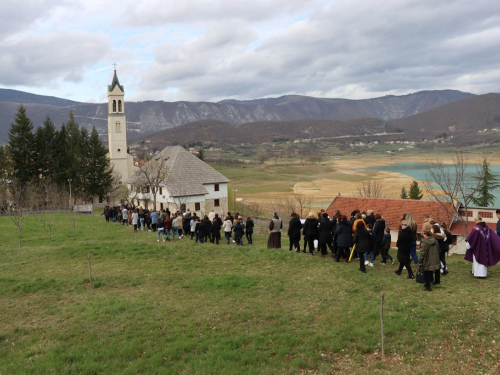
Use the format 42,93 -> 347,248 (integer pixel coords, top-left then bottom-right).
113,100 -> 117,112
118,100 -> 122,112
116,121 -> 121,132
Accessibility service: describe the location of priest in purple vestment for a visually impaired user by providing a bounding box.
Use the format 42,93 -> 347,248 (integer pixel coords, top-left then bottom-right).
465,215 -> 500,278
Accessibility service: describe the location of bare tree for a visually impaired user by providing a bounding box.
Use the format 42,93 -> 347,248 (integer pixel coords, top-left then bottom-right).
256,149 -> 268,165
424,151 -> 481,236
294,190 -> 312,219
35,180 -> 67,244
8,179 -> 33,248
133,155 -> 171,211
354,180 -> 386,198
106,171 -> 129,205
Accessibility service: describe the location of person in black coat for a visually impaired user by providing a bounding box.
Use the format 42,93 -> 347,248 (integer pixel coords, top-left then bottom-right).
302,212 -> 319,255
212,217 -> 221,244
204,215 -> 213,243
353,221 -> 371,273
318,213 -> 332,257
245,217 -> 254,244
373,213 -> 386,263
395,222 -> 414,278
335,215 -> 352,262
364,210 -> 376,227
233,219 -> 244,246
287,213 -> 302,252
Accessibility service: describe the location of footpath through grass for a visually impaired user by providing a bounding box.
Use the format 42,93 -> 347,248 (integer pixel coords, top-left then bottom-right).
1,214 -> 500,374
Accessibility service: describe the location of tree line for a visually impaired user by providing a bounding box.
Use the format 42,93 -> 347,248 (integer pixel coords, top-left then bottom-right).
0,105 -> 113,210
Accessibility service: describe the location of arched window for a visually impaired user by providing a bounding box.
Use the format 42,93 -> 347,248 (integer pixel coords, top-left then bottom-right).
112,100 -> 116,112
116,121 -> 121,132
118,100 -> 122,112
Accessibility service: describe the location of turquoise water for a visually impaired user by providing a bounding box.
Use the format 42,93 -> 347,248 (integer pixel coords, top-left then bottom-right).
367,162 -> 500,207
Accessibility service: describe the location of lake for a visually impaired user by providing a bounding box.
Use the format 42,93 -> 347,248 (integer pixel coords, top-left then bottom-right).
367,162 -> 500,207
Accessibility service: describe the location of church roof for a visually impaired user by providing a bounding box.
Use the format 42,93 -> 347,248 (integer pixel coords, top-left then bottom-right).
128,146 -> 231,197
108,70 -> 124,92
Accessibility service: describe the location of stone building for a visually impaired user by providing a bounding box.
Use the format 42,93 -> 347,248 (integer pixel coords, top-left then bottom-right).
127,146 -> 230,216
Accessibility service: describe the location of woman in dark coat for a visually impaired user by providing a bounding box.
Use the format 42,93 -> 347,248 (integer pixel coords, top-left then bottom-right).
373,213 -> 386,261
197,219 -> 206,244
395,221 -> 414,278
245,216 -> 254,244
287,213 -> 302,252
302,212 -> 319,255
234,219 -> 244,246
353,221 -> 371,273
212,216 -> 221,244
335,215 -> 352,262
318,213 -> 332,257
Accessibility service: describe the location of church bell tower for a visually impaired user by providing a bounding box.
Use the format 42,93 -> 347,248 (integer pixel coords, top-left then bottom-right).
107,68 -> 129,183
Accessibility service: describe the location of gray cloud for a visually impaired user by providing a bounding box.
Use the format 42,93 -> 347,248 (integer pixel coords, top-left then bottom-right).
138,0 -> 500,101
0,31 -> 111,86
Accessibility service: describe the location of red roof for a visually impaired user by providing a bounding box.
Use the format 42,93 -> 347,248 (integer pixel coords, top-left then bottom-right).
326,196 -> 458,232
450,221 -> 497,235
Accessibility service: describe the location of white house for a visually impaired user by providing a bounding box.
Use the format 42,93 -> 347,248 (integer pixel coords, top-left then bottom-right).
127,146 -> 231,216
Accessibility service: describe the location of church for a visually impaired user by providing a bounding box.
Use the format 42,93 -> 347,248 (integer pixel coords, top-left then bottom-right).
106,69 -> 230,216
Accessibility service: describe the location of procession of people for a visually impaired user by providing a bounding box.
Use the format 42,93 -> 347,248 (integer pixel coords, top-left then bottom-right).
102,204 -> 500,289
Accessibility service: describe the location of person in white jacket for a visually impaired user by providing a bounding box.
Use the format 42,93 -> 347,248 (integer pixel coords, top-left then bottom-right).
222,216 -> 233,244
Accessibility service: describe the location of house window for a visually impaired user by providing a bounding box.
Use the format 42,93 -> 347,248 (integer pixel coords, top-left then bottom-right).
152,186 -> 156,194
459,210 -> 473,217
144,186 -> 150,193
478,211 -> 493,219
180,204 -> 186,212
214,184 -> 220,191
214,199 -> 220,207
160,203 -> 164,210
159,187 -> 163,195
195,202 -> 200,211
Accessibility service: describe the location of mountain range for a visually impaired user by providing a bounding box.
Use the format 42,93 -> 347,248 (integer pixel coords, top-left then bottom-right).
0,88 -> 474,143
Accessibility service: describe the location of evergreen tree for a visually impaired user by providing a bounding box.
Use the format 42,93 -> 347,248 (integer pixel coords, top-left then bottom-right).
34,116 -> 57,180
53,124 -> 73,188
81,127 -> 113,200
408,180 -> 423,200
400,186 -> 408,199
197,148 -> 205,161
7,105 -> 36,182
472,158 -> 500,207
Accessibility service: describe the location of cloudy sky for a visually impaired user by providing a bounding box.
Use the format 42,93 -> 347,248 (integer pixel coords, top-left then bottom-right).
1,0 -> 500,103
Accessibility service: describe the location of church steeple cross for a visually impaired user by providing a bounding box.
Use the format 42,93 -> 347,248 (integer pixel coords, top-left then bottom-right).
113,62 -> 117,70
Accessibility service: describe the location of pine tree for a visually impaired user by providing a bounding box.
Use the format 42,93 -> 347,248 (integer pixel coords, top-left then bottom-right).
400,186 -> 408,199
53,125 -> 73,188
7,105 -> 36,182
472,158 -> 500,207
34,116 -> 57,180
408,180 -> 423,200
81,127 -> 113,201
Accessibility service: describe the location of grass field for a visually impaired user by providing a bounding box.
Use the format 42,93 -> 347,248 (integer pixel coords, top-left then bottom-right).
1,213 -> 500,374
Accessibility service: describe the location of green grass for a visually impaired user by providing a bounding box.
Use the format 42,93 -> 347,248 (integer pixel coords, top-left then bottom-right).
1,214 -> 500,374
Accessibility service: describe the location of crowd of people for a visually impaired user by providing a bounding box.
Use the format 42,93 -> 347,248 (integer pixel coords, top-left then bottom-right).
101,205 -> 255,245
266,209 -> 465,291
102,204 -> 500,291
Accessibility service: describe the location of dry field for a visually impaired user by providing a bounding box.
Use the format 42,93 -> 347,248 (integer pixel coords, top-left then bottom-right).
226,152 -> 500,210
